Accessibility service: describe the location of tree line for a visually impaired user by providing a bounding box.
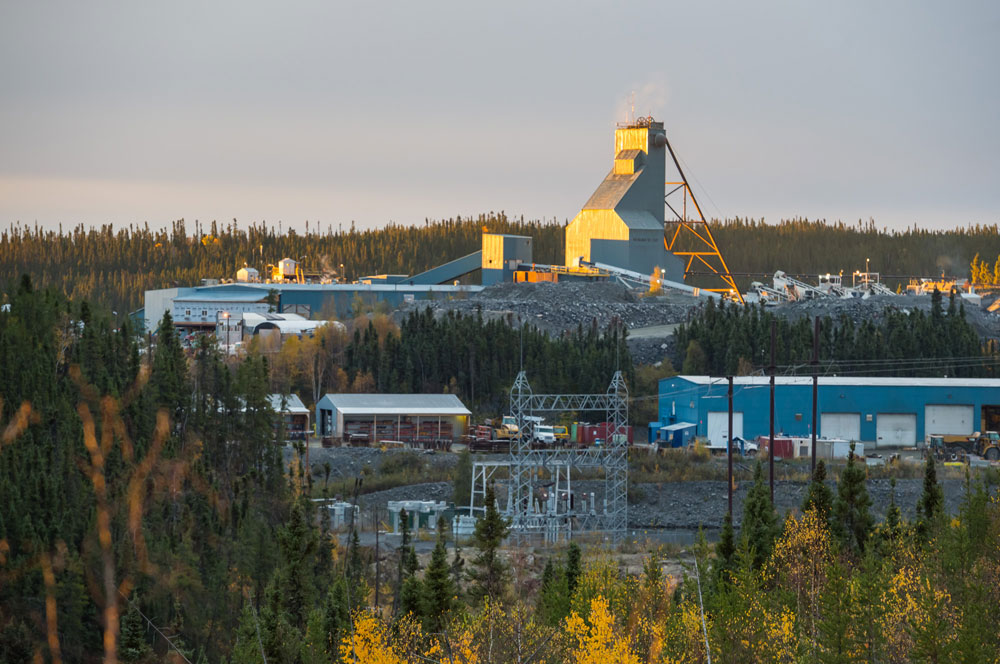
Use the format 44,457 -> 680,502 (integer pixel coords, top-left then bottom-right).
674,289 -> 996,378
3,216 -> 999,316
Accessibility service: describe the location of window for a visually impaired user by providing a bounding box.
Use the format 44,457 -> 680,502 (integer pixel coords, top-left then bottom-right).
201,310 -> 207,316
185,309 -> 191,316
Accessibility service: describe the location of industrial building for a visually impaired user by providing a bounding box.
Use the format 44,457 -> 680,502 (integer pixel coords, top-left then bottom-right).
269,394 -> 311,441
139,118 -> 742,335
653,375 -> 1000,448
314,393 -> 470,445
564,118 -> 684,281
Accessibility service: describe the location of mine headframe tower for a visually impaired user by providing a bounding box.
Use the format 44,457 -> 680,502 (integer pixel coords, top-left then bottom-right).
660,130 -> 745,304
507,370 -> 628,543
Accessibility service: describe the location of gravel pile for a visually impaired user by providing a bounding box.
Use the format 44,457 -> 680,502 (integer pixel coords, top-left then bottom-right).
775,294 -> 1000,339
627,477 -> 968,531
400,281 -> 699,337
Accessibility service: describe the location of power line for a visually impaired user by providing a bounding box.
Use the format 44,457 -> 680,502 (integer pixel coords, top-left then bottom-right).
118,591 -> 193,664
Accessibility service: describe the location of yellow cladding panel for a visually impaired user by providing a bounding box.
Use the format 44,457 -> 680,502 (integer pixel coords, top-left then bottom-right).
565,210 -> 629,265
615,127 -> 649,154
482,233 -> 505,269
613,157 -> 635,175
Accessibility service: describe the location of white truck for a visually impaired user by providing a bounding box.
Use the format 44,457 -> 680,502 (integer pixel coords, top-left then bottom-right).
533,424 -> 557,445
705,436 -> 758,456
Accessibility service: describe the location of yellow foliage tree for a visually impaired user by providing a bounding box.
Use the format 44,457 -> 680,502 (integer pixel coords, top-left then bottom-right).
565,596 -> 642,664
340,612 -> 408,664
769,507 -> 832,643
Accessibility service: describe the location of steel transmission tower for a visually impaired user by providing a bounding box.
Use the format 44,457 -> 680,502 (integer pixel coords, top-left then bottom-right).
507,370 -> 629,542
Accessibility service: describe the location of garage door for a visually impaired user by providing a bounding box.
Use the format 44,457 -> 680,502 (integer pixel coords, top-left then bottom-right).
876,413 -> 916,448
821,413 -> 861,441
925,405 -> 974,436
707,412 -> 743,446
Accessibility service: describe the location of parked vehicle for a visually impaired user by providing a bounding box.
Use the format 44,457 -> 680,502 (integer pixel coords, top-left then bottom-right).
533,424 -> 557,445
927,431 -> 1000,461
706,436 -> 758,456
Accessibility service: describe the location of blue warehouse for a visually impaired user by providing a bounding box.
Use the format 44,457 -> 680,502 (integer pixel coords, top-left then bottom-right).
653,376 -> 1000,449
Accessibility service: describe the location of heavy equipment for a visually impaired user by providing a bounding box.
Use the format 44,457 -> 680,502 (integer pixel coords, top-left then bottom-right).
927,432 -> 1000,461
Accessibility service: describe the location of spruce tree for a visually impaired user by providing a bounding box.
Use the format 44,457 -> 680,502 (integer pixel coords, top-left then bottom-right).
453,449 -> 472,508
119,596 -> 153,663
831,443 -> 873,554
399,574 -> 425,619
468,483 -> 510,602
536,558 -> 570,626
713,511 -> 736,586
740,460 -> 778,569
275,499 -> 318,630
801,459 -> 833,520
565,542 -> 582,597
450,543 -> 465,599
816,560 -> 853,664
346,529 -> 369,610
916,452 -> 944,541
422,520 -> 455,632
323,577 -> 350,661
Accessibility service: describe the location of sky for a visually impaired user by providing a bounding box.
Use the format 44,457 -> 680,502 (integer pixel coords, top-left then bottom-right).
1,0 -> 998,233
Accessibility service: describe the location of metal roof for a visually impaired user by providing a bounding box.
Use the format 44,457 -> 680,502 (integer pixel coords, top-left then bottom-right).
174,292 -> 268,303
317,393 -> 471,416
659,421 -> 696,431
675,375 -> 1000,388
616,209 -> 665,231
268,394 -> 309,414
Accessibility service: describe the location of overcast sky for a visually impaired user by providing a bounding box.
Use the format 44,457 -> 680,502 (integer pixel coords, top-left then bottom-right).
1,1 -> 997,233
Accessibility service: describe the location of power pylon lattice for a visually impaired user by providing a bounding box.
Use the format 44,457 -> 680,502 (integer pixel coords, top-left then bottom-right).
662,136 -> 745,304
507,370 -> 629,542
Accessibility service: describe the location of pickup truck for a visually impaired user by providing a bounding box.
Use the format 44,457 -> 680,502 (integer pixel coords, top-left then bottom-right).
533,425 -> 557,445
705,436 -> 758,456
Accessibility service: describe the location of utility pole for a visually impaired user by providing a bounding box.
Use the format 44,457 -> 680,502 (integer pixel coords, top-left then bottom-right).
373,514 -> 379,607
769,319 -> 776,503
811,317 -> 820,474
727,375 -> 734,518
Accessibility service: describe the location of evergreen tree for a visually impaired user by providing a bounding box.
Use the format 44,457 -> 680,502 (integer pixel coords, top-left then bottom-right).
815,559 -> 853,664
565,542 -> 582,597
916,452 -> 945,541
713,511 -> 737,586
346,528 -> 370,610
274,499 -> 318,630
300,609 -> 329,664
453,449 -> 472,508
740,460 -> 778,569
399,574 -> 425,619
536,558 -> 570,626
119,596 -> 153,663
831,443 -> 873,554
449,543 -> 465,600
422,519 -> 456,632
317,578 -> 351,663
801,459 -> 833,520
468,483 -> 510,602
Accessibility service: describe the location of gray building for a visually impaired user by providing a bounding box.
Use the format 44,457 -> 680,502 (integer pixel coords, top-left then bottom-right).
564,118 -> 684,280
315,393 -> 471,444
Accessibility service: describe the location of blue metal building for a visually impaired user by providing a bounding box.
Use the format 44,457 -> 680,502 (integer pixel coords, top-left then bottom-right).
654,375 -> 1000,449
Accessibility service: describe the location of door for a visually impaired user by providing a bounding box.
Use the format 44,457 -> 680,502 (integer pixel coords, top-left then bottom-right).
707,412 -> 743,447
925,405 -> 974,436
820,412 -> 861,441
876,413 -> 916,448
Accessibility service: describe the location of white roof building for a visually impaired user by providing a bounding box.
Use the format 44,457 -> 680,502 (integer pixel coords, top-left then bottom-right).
315,393 -> 471,441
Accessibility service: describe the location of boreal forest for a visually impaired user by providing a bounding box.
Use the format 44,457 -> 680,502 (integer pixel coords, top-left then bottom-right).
2,281 -> 1000,662
2,215 -> 1000,316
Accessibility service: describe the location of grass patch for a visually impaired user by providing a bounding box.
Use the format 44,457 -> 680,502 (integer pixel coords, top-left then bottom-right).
315,451 -> 454,499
